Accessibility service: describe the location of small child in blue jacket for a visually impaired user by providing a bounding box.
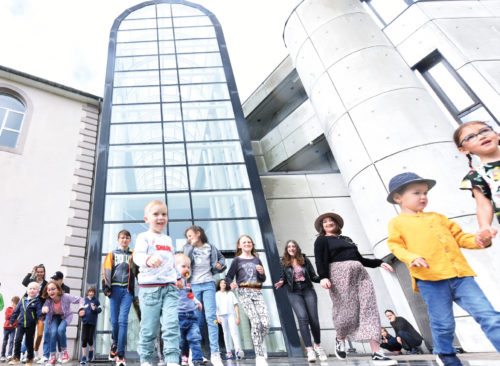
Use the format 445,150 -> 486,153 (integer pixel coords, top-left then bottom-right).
80,286 -> 101,364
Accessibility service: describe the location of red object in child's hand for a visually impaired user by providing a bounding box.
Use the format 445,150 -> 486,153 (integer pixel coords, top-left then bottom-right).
187,293 -> 194,299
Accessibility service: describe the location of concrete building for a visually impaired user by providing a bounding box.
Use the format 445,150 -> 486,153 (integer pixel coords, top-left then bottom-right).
2,0 -> 500,360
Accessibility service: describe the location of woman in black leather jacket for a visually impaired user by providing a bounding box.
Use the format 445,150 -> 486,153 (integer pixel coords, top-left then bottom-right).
274,240 -> 326,362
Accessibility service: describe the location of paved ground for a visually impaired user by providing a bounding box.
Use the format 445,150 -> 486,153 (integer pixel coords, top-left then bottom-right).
60,353 -> 500,365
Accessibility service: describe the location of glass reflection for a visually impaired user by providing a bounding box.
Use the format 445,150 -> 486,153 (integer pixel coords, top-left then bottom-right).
114,71 -> 159,87
173,16 -> 212,27
159,40 -> 175,54
166,166 -> 189,191
118,18 -> 157,31
181,83 -> 229,101
176,38 -> 219,53
104,193 -> 164,221
106,167 -> 164,193
162,103 -> 182,121
116,42 -> 158,57
113,86 -> 160,104
124,5 -> 155,20
194,219 -> 263,250
189,165 -> 250,190
177,52 -> 222,68
174,26 -> 216,39
167,193 -> 192,219
108,144 -> 163,167
163,122 -> 184,142
161,86 -> 180,102
101,223 -> 149,253
158,28 -> 174,41
115,56 -> 158,71
178,67 -> 226,84
168,221 -> 193,249
160,55 -> 177,69
164,143 -> 186,165
187,141 -> 244,164
182,101 -> 234,120
117,29 -> 157,43
160,70 -> 179,85
171,4 -> 204,16
111,104 -> 161,123
156,4 -> 171,17
184,120 -> 238,141
110,123 -> 162,144
191,191 -> 256,219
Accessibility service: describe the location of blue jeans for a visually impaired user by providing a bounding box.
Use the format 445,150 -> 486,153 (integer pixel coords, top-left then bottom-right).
287,285 -> 321,348
179,312 -> 203,362
49,316 -> 67,354
2,329 -> 15,357
109,285 -> 133,357
138,284 -> 180,364
191,282 -> 219,354
417,277 -> 500,354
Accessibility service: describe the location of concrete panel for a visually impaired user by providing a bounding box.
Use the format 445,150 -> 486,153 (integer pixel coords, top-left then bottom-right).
283,11 -> 309,62
456,316 -> 496,352
295,0 -> 363,36
251,140 -> 262,155
283,116 -> 323,157
315,283 -> 334,329
384,5 -> 429,47
435,18 -> 500,61
419,1 -> 492,19
254,155 -> 267,173
305,173 -> 349,197
327,47 -> 422,110
481,0 -> 500,16
261,175 -> 312,199
263,142 -> 287,170
310,12 -> 391,70
278,100 -> 316,138
348,88 -> 455,161
324,113 -> 371,185
260,126 -> 283,153
295,39 -> 327,95
309,71 -> 346,131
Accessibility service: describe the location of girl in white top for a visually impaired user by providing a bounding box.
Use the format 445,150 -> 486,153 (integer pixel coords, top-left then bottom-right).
215,279 -> 243,360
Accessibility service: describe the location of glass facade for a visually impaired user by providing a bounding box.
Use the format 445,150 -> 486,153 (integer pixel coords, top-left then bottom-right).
87,0 -> 298,359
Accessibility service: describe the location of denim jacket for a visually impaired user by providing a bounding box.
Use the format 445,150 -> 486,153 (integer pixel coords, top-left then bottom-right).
279,256 -> 320,291
183,242 -> 226,275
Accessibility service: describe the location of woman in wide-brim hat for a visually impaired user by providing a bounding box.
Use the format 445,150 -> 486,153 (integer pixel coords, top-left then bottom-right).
313,212 -> 397,365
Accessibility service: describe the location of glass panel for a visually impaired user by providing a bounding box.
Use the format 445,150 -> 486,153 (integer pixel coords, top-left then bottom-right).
191,190 -> 256,219
116,42 -> 158,57
369,0 -> 409,24
104,193 -> 164,221
171,5 -> 204,16
124,5 -> 155,19
157,18 -> 173,28
118,18 -> 157,30
189,165 -> 250,190
164,143 -> 186,165
0,109 -> 6,122
163,122 -> 184,142
194,219 -> 263,250
117,29 -> 157,43
101,223 -> 149,253
156,4 -> 172,17
0,130 -> 19,148
111,104 -> 161,123
178,53 -> 222,68
169,221 -> 192,249
182,101 -> 234,120
174,26 -> 216,39
428,63 -> 475,112
160,55 -> 177,69
160,70 -> 179,85
167,193 -> 192,219
114,70 -> 159,87
181,84 -> 229,101
110,123 -> 162,144
460,107 -> 497,125
176,38 -> 219,53
187,141 -> 244,164
5,111 -> 24,130
184,120 -> 238,141
108,144 -> 164,167
174,16 -> 212,27
115,56 -> 158,71
158,28 -> 174,41
106,167 -> 164,193
162,103 -> 182,121
166,166 -> 189,191
113,86 -> 160,104
161,86 -> 180,102
264,330 -> 286,353
0,94 -> 25,112
158,40 -> 175,54
178,67 -> 226,84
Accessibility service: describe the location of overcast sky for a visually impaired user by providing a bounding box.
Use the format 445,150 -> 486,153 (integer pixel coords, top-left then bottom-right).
0,0 -> 298,101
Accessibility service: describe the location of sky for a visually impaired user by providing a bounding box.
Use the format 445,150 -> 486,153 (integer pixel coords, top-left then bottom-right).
0,0 -> 299,102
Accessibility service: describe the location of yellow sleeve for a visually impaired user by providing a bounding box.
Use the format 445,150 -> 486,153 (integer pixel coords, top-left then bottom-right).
441,214 -> 480,250
387,219 -> 421,266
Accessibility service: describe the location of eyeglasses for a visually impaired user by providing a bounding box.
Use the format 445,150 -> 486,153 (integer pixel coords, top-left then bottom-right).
459,126 -> 496,147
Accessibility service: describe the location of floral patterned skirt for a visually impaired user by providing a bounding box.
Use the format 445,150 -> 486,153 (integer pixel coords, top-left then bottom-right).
328,260 -> 381,343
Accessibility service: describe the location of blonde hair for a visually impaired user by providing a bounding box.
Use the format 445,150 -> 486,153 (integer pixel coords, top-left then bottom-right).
27,281 -> 40,290
144,200 -> 167,216
235,235 -> 258,257
175,253 -> 190,264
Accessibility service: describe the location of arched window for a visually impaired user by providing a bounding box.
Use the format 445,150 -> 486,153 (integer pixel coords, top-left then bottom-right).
0,92 -> 26,149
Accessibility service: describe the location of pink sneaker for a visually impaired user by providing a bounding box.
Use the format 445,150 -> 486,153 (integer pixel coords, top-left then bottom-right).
60,350 -> 69,364
46,354 -> 57,366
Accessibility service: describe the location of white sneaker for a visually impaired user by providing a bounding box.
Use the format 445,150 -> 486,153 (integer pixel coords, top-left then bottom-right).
20,354 -> 27,363
334,338 -> 346,360
255,356 -> 267,366
210,353 -> 223,366
181,355 -> 188,366
262,345 -> 268,360
235,349 -> 244,360
314,346 -> 327,362
36,358 -> 47,365
306,349 -> 316,363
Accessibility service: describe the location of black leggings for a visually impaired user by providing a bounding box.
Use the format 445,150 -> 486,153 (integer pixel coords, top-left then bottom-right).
81,324 -> 96,347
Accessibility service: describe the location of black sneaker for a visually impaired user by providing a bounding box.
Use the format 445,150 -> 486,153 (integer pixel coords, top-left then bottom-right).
108,344 -> 117,361
334,338 -> 346,360
371,352 -> 397,365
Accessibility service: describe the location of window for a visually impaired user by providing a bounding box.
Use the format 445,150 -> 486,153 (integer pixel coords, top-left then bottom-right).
361,0 -> 414,27
415,50 -> 498,126
0,92 -> 26,149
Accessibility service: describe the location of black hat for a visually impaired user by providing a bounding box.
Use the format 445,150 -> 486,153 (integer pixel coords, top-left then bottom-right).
51,271 -> 64,280
387,172 -> 436,204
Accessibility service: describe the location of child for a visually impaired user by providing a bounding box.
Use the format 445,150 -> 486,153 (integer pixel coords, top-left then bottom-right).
41,280 -> 84,365
80,286 -> 101,364
225,235 -> 269,366
2,296 -> 20,361
386,172 -> 500,366
175,254 -> 204,366
454,121 -> 500,237
133,200 -> 183,366
182,225 -> 225,366
215,279 -> 243,360
8,282 -> 42,366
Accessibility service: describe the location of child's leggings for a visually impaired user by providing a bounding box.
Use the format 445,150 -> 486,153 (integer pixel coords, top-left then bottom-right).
220,313 -> 241,353
237,288 -> 269,357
